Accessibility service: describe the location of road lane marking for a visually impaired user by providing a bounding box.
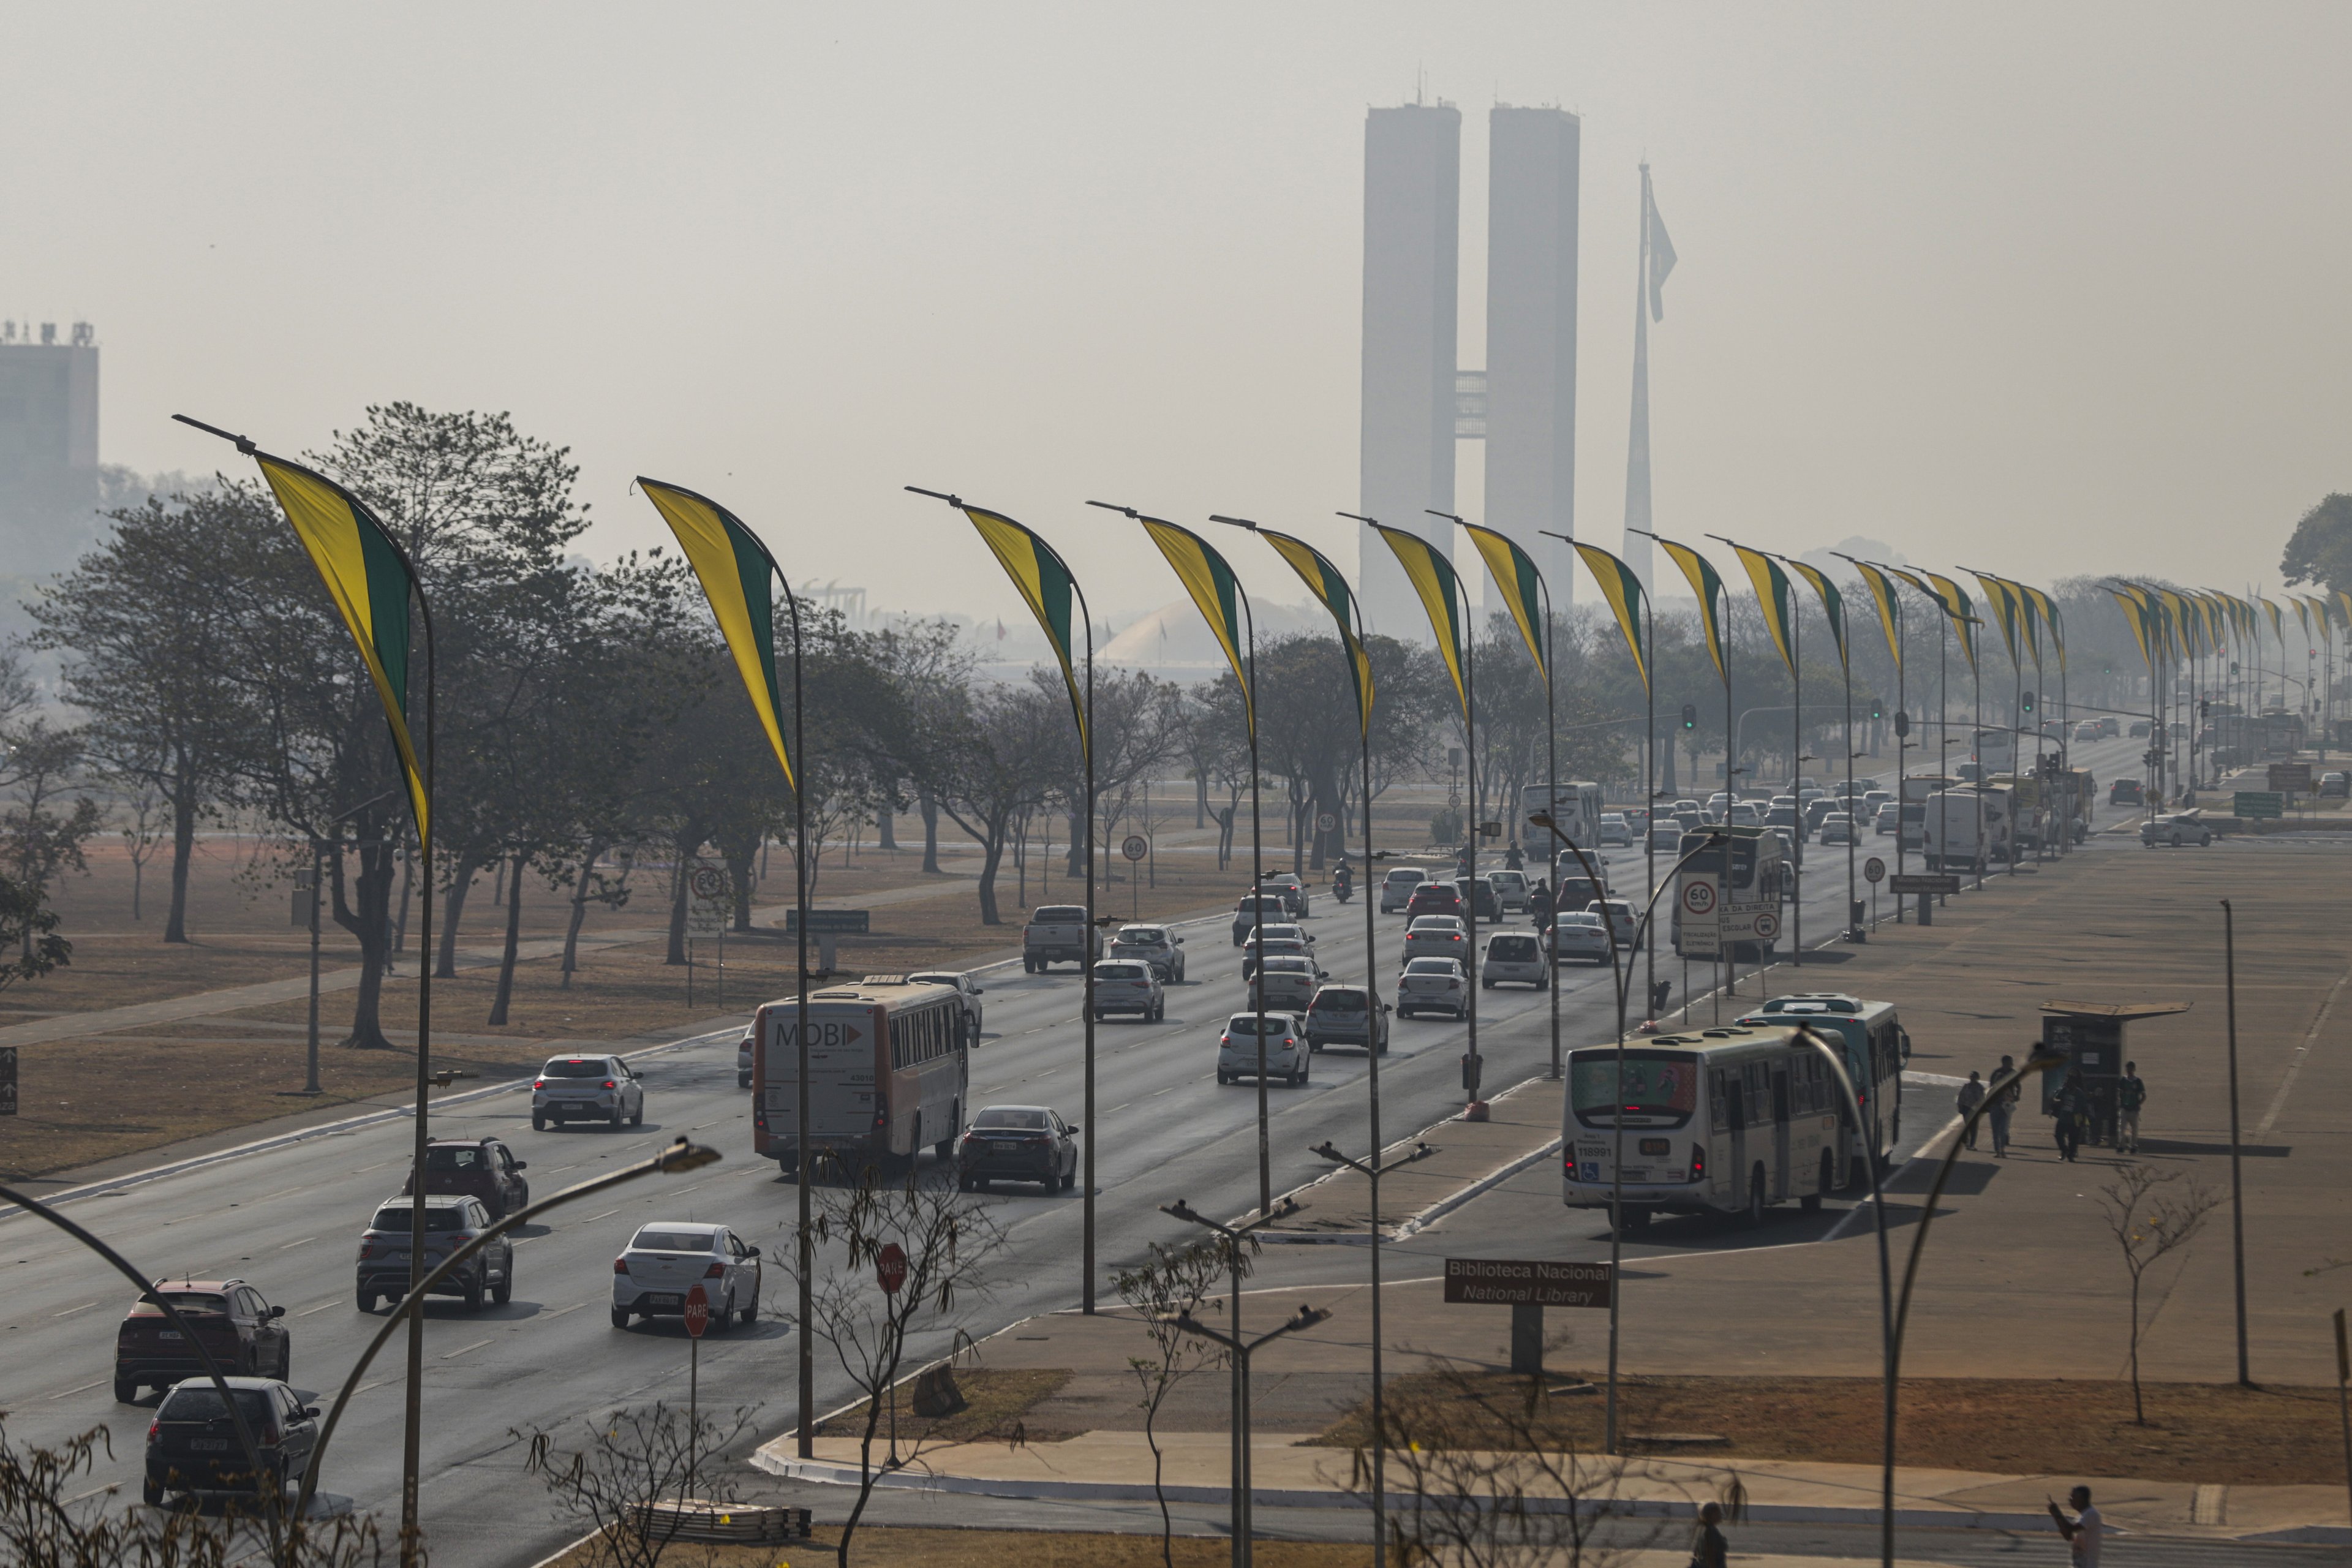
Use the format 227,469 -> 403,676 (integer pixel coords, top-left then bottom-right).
585,1208 -> 621,1222
296,1300 -> 342,1317
64,1481 -> 119,1503
1152,1086 -> 1177,1096
543,1302 -> 589,1319
1108,1103 -> 1130,1114
278,1235 -> 318,1251
46,1379 -> 105,1400
51,1300 -> 98,1317
441,1338 -> 494,1360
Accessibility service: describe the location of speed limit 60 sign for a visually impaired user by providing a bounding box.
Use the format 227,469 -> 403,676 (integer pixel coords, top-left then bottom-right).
1863,857 -> 1886,885
1681,881 -> 1716,916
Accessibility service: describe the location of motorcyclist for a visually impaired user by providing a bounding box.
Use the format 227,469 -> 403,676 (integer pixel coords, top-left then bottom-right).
1332,861 -> 1354,902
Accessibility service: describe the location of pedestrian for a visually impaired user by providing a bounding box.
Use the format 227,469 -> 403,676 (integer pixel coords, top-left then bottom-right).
2052,1076 -> 2083,1162
1988,1054 -> 2016,1157
2117,1060 -> 2146,1154
2048,1485 -> 2102,1567
1688,1500 -> 1728,1568
1956,1071 -> 1986,1150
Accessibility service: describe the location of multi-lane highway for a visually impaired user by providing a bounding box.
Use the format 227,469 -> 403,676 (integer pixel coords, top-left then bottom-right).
0,756 -> 2144,1568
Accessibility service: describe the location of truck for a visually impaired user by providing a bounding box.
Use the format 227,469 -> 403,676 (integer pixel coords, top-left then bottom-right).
1918,786 -> 2012,871
1021,903 -> 1099,973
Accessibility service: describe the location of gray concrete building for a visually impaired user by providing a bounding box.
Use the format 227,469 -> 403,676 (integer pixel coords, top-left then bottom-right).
1482,106 -> 1579,611
0,321 -> 101,578
1357,102 -> 1460,638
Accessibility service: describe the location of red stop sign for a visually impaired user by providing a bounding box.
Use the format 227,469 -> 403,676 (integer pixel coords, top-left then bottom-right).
682,1283 -> 710,1339
876,1243 -> 908,1295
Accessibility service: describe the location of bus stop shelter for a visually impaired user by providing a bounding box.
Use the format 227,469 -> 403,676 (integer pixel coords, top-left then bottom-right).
2039,999 -> 2190,1145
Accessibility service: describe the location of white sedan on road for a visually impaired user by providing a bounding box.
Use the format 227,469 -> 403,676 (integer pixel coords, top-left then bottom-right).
612,1223 -> 762,1331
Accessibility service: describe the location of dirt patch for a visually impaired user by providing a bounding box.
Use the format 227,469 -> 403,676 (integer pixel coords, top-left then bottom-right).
1310,1371 -> 2348,1486
812,1367 -> 1079,1447
548,1525 -> 1363,1568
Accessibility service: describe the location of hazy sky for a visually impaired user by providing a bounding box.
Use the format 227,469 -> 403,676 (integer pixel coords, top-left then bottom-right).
7,3 -> 2347,625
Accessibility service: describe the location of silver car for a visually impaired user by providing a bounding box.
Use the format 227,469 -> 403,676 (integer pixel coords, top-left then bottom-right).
1401,914 -> 1471,968
1104,926 -> 1186,982
1819,812 -> 1857,846
1251,955 -> 1324,1012
1874,802 -> 1901,836
1242,937 -> 1310,981
1599,813 -> 1631,846
612,1222 -> 762,1330
1481,931 -> 1548,989
532,1054 -> 644,1131
1488,869 -> 1529,912
1218,1012 -> 1308,1086
1648,823 -> 1681,851
2141,811 -> 2212,848
1588,899 -> 1640,951
1547,911 -> 1612,965
1261,922 -> 1317,957
1396,957 -> 1468,1019
1379,867 -> 1427,913
1091,960 -> 1165,1021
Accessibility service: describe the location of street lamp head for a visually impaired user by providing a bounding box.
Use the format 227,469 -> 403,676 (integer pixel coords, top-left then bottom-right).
902,485 -> 965,508
1084,499 -> 1141,519
1291,1305 -> 1332,1330
1335,510 -> 1378,526
1207,514 -> 1261,532
655,1139 -> 724,1174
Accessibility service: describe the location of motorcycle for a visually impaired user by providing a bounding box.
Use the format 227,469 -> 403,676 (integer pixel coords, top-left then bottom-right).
1332,869 -> 1354,904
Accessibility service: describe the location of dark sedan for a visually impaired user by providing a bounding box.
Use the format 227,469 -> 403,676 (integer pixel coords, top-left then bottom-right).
956,1105 -> 1078,1194
144,1377 -> 317,1506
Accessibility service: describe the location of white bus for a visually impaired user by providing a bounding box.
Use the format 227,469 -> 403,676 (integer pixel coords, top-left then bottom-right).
1736,994 -> 1908,1177
753,976 -> 968,1175
1562,1023 -> 1847,1227
1522,782 -> 1604,853
1668,824 -> 1789,962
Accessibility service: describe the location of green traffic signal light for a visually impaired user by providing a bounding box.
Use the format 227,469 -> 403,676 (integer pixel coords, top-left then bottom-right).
1681,703 -> 1697,731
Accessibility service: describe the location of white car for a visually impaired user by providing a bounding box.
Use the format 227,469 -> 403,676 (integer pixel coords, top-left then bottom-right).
1252,955 -> 1325,1012
1588,899 -> 1640,951
906,970 -> 986,1038
532,1055 -> 645,1131
2141,811 -> 2213,849
1819,812 -> 1857,846
1648,823 -> 1682,851
1547,911 -> 1612,965
736,1028 -> 755,1088
1379,867 -> 1427,913
1092,959 -> 1166,1020
612,1222 -> 761,1330
1396,957 -> 1468,1019
1599,813 -> 1631,846
1260,922 -> 1316,957
1488,869 -> 1529,912
1481,932 -> 1547,989
1218,1012 -> 1308,1086
1401,915 -> 1471,968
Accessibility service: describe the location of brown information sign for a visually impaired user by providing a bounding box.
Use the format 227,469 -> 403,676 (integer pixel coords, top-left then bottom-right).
2267,762 -> 2313,793
1443,1257 -> 1613,1309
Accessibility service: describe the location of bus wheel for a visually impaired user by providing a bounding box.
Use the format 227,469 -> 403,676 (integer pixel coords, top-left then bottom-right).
1745,1167 -> 1767,1227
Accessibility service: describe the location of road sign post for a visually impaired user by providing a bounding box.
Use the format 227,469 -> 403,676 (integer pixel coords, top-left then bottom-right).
784,907 -> 869,978
876,1244 -> 908,1466
1864,857 -> 1885,932
2235,791 -> 2283,821
1444,1258 -> 1614,1376
1889,871 -> 1958,925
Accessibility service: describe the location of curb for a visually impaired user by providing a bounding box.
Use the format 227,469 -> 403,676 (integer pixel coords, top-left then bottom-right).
0,1026 -> 740,1223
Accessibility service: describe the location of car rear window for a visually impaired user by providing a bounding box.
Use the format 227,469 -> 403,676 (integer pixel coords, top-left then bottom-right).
1095,963 -> 1147,979
1383,870 -> 1425,884
1309,990 -> 1366,1012
542,1059 -> 606,1079
1226,1015 -> 1294,1035
424,1146 -> 485,1170
975,1107 -> 1049,1129
1112,929 -> 1164,943
157,1388 -> 274,1423
630,1228 -> 717,1253
372,1205 -> 473,1233
1035,906 -> 1087,922
1489,937 -> 1538,958
132,1292 -> 227,1317
1261,957 -> 1312,972
1404,958 -> 1460,974
1409,917 -> 1463,932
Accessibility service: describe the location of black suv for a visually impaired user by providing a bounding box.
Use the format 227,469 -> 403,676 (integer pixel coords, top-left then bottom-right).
145,1376 -> 317,1506
356,1194 -> 513,1313
115,1280 -> 289,1403
400,1136 -> 530,1218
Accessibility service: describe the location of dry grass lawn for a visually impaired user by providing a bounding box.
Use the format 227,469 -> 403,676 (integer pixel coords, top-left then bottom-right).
813,1368 -> 1076,1447
553,1525 -> 1365,1568
1311,1370 -> 2348,1486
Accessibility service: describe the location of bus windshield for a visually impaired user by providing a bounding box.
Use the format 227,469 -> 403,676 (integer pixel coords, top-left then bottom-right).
1675,836 -> 1757,888
1570,1051 -> 1701,1128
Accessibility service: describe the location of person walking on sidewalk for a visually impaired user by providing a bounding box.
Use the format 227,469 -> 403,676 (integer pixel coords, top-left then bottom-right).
2052,1076 -> 2085,1162
1988,1054 -> 2018,1156
2117,1061 -> 2146,1154
1956,1071 -> 1987,1149
1688,1501 -> 1728,1568
2048,1485 -> 2102,1566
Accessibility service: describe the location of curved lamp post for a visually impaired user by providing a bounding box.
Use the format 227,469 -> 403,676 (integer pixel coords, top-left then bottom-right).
0,1183 -> 283,1558
1527,813 -> 1724,1453
292,1137 -> 722,1524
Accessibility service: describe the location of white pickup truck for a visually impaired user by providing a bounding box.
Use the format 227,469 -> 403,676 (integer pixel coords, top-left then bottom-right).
1022,905 -> 1099,974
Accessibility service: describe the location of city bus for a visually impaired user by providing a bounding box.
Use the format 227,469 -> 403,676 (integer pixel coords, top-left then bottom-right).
1736,994 -> 1908,1178
1522,782 -> 1605,853
753,976 -> 968,1175
1667,824 -> 1788,962
1562,1023 -> 1847,1227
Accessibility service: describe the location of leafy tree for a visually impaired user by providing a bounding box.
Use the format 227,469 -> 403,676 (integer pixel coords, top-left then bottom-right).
0,717 -> 102,967
0,873 -> 69,992
2281,493 -> 2352,598
927,684 -> 1064,924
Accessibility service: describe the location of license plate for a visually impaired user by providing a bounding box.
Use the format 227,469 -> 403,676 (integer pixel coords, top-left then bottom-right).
1640,1139 -> 1671,1156
992,1142 -> 1019,1153
159,1330 -> 183,1341
644,1294 -> 680,1307
190,1439 -> 230,1452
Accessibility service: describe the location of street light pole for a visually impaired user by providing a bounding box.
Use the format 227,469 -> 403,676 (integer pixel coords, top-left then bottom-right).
1169,1302 -> 1333,1568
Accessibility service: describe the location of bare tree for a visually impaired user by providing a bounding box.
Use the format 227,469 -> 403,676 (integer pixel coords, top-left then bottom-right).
1112,1237 -> 1243,1567
115,775 -> 168,922
788,1169 -> 1009,1567
2097,1164 -> 2222,1423
518,1402 -> 761,1568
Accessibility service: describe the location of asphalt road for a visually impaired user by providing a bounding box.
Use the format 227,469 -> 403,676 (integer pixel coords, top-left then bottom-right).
0,748 -> 2152,1568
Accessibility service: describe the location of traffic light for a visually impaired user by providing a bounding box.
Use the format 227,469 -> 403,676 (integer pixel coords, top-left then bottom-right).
1870,698 -> 1882,722
1894,710 -> 1910,739
2021,690 -> 2035,716
1681,703 -> 1697,731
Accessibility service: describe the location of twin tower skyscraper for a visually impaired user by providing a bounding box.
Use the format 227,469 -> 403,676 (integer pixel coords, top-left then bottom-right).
1359,101 -> 1580,638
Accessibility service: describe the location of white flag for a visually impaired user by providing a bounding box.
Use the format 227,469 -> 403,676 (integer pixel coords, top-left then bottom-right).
1646,179 -> 1676,321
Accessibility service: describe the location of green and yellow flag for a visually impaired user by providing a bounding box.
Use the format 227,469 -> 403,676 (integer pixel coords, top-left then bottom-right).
1374,524 -> 1470,718
1574,541 -> 1649,694
1785,558 -> 1847,670
1259,528 -> 1374,735
638,478 -> 796,792
2261,596 -> 2285,647
2021,583 -> 2063,674
1919,573 -> 1981,672
2154,588 -> 2193,659
1729,543 -> 1798,674
2336,590 -> 2352,631
1462,523 -> 1550,687
1968,571 -> 2025,670
1653,535 -> 1730,683
2291,595 -> 2315,641
1850,560 -> 1906,671
254,453 -> 429,839
1137,516 -> 1254,734
962,504 -> 1089,760
2110,588 -> 2155,669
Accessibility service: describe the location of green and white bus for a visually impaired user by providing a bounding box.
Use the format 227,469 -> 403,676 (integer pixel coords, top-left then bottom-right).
1736,993 -> 1909,1178
1563,1024 -> 1849,1227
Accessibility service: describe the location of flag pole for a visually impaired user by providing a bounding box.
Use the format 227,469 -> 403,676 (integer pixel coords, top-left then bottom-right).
1428,512 -> 1482,1105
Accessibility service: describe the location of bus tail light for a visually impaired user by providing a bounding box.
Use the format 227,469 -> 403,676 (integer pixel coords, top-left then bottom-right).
1690,1144 -> 1706,1180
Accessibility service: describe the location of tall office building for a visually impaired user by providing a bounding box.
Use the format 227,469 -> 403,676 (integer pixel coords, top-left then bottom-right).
1482,107 -> 1579,611
0,321 -> 100,577
1358,103 -> 1460,637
